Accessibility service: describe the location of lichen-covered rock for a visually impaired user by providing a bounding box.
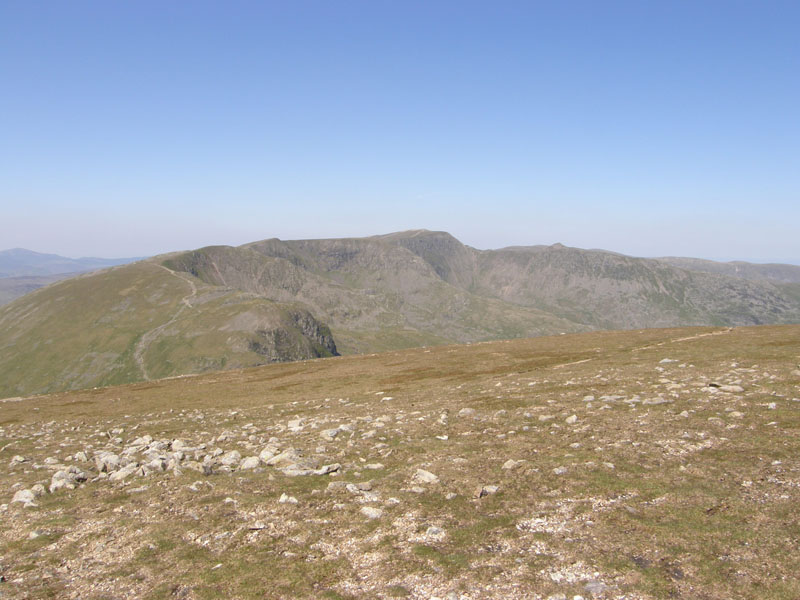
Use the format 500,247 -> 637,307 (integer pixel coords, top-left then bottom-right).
412,469 -> 439,484
239,456 -> 261,470
95,452 -> 121,473
218,450 -> 241,467
11,489 -> 36,505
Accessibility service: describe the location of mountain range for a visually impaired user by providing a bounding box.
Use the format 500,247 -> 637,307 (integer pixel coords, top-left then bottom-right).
0,248 -> 142,278
0,248 -> 143,306
1,230 -> 799,397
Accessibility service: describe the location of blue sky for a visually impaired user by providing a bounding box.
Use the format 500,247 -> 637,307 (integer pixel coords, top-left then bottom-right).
1,1 -> 798,262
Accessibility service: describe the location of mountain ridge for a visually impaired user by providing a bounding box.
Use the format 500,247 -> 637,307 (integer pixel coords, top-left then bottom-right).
0,247 -> 143,278
1,230 -> 799,397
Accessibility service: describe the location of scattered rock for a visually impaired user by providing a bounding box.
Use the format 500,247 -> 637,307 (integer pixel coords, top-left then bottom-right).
146,458 -> 166,473
218,450 -> 241,467
130,435 -> 153,447
412,469 -> 439,485
553,466 -> 568,475
426,525 -> 445,537
258,445 -> 280,462
239,456 -> 261,470
320,428 -> 340,441
720,385 -> 744,393
279,493 -> 298,504
265,448 -> 304,468
11,489 -> 36,505
584,581 -> 608,596
187,480 -> 211,492
95,452 -> 120,473
327,481 -> 348,493
313,463 -> 341,475
565,414 -> 578,424
49,470 -> 75,493
502,459 -> 526,470
473,485 -> 499,498
109,464 -> 138,482
643,397 -> 672,405
360,506 -> 383,519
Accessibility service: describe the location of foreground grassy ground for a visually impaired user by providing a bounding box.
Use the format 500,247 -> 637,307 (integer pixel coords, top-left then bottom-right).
1,325 -> 799,599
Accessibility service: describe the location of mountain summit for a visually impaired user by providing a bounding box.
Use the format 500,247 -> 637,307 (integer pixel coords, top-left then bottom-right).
1,230 -> 799,397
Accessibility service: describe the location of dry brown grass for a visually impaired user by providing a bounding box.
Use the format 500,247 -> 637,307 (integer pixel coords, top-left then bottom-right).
1,324 -> 799,599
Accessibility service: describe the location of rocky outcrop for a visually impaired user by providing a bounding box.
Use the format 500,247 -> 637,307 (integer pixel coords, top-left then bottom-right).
2,230 -> 799,396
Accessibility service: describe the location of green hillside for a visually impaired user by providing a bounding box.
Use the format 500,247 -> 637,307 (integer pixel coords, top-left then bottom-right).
0,262 -> 336,397
2,230 -> 799,397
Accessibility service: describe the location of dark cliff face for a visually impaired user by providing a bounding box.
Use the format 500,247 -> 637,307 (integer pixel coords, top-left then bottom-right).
3,230 -> 800,396
246,309 -> 338,363
290,309 -> 339,358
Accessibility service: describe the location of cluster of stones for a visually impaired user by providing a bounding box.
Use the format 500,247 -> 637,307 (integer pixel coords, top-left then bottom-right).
7,433 -> 341,509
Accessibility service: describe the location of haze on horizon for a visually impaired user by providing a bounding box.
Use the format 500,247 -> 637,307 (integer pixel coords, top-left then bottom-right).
1,2 -> 798,264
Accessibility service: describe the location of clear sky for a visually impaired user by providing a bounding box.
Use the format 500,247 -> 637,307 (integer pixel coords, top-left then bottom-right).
1,1 -> 798,262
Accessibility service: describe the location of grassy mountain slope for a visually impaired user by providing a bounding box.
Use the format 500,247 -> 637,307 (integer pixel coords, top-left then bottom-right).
339,231 -> 800,329
657,256 -> 800,283
0,248 -> 141,277
472,243 -> 800,329
2,230 -> 799,397
0,274 -> 73,306
0,262 -> 337,398
2,324 -> 799,599
175,238 -> 585,354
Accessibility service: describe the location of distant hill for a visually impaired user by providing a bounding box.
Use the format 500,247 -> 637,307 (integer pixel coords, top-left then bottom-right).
0,248 -> 143,277
0,248 -> 145,305
0,274 -> 73,306
1,230 -> 799,397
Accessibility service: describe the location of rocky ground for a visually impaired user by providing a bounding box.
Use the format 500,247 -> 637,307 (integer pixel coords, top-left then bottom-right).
1,325 -> 799,599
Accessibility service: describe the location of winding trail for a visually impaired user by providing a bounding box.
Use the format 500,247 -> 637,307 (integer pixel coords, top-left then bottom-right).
552,357 -> 594,370
551,327 -> 734,371
133,265 -> 199,381
631,327 -> 734,353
